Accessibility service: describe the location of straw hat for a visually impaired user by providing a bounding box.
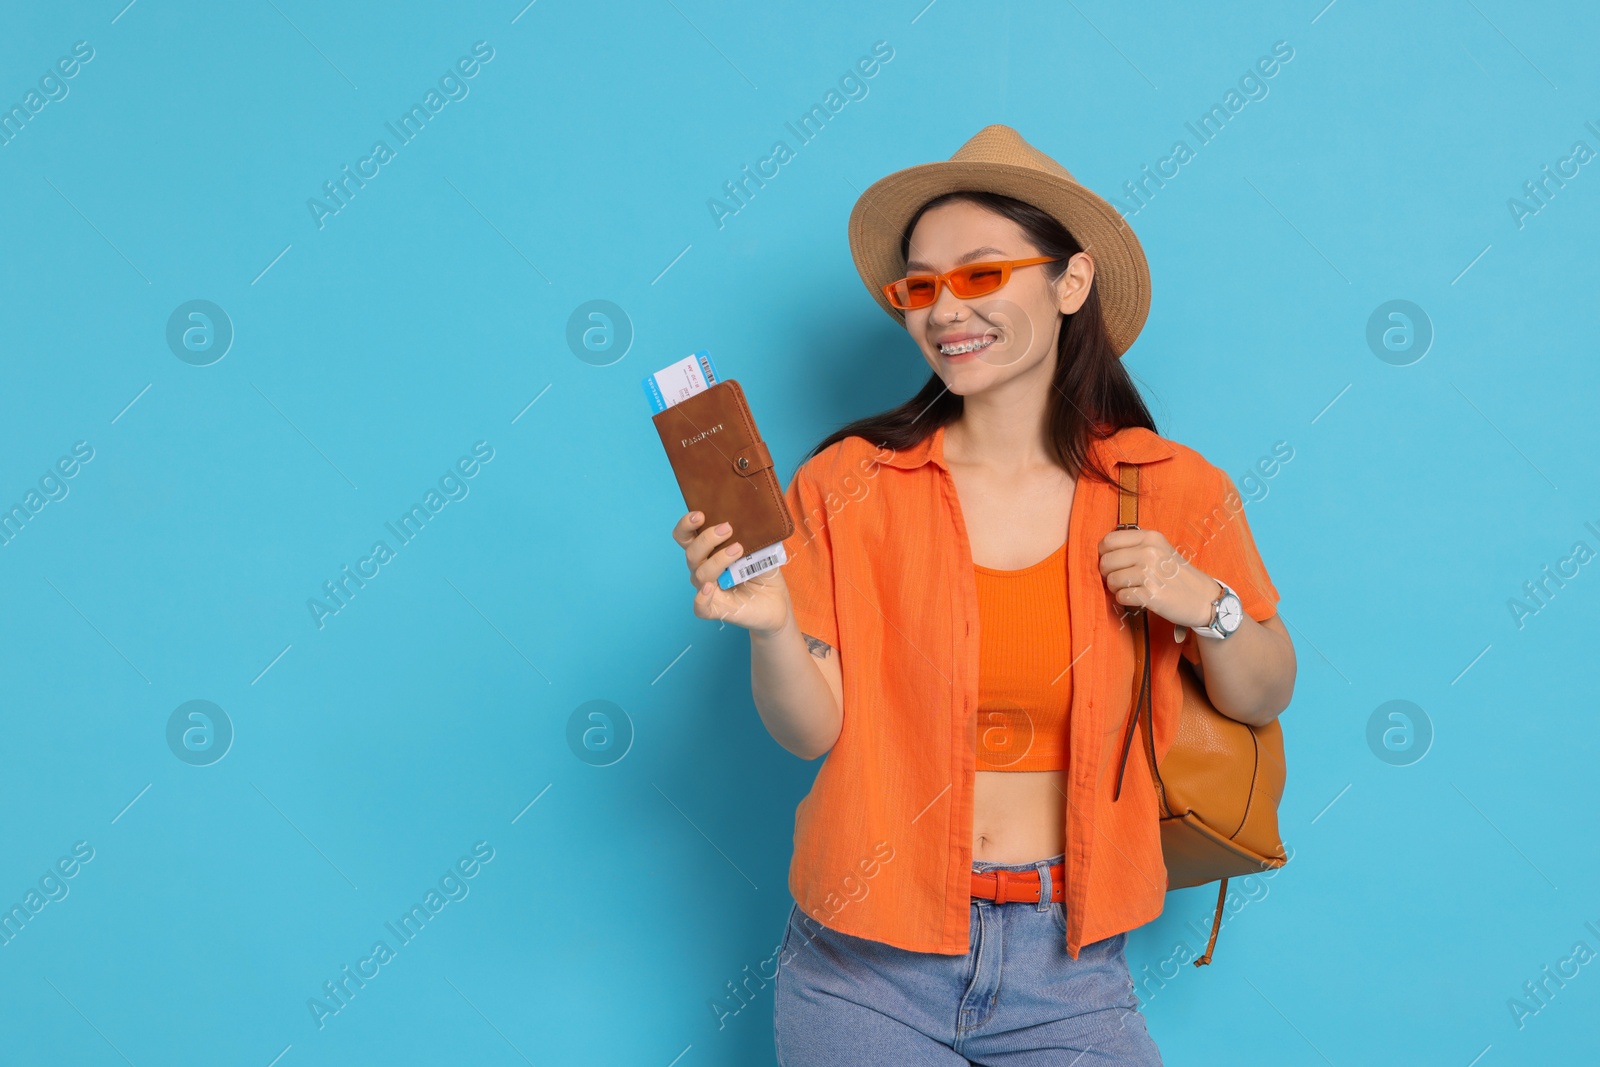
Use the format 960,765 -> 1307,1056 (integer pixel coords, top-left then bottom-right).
847,124 -> 1151,357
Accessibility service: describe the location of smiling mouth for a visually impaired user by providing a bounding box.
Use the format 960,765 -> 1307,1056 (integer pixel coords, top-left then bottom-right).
937,334 -> 999,357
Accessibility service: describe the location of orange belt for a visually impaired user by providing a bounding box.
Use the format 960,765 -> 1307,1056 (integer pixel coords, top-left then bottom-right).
970,862 -> 1065,904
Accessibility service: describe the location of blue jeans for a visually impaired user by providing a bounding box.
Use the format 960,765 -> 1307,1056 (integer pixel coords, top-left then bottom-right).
773,851 -> 1163,1065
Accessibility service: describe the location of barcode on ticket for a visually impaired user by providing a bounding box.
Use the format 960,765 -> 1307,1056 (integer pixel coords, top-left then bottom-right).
718,542 -> 788,589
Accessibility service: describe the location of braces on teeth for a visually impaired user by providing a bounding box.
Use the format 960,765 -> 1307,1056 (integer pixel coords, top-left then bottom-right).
939,335 -> 998,355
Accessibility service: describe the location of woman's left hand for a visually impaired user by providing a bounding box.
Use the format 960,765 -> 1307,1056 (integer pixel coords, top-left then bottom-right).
1096,527 -> 1219,629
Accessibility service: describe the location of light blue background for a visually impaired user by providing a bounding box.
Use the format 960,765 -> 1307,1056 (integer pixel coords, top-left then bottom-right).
2,1 -> 1597,1064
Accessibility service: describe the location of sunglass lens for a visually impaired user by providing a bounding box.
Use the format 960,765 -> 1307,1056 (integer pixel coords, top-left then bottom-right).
891,277 -> 938,309
951,264 -> 1005,297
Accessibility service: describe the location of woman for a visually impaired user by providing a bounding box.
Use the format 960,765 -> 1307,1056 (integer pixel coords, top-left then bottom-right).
672,125 -> 1295,1064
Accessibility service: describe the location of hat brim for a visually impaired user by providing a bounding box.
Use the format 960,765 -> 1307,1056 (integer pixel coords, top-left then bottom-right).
848,161 -> 1150,357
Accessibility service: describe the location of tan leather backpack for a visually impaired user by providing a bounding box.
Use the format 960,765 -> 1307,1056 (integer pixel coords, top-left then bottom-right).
1111,463 -> 1289,966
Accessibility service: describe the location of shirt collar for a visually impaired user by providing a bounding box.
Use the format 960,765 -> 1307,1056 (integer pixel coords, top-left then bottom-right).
877,421 -> 1175,472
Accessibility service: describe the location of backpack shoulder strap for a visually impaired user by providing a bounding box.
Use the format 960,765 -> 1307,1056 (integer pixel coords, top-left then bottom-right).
1112,462 -> 1165,810
1117,462 -> 1140,526
1114,460 -> 1226,967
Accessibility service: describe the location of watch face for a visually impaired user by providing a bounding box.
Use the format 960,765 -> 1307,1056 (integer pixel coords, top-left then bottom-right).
1219,593 -> 1243,631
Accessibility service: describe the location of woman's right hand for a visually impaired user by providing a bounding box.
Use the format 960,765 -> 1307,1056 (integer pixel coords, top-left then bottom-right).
672,511 -> 792,637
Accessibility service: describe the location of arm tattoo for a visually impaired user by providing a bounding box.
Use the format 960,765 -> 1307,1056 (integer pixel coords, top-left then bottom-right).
801,633 -> 834,660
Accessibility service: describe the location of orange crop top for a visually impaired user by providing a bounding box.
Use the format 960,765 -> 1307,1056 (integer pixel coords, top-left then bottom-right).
973,540 -> 1072,771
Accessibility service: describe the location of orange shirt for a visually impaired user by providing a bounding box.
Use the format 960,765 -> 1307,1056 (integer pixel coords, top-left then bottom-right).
778,422 -> 1280,959
973,541 -> 1072,771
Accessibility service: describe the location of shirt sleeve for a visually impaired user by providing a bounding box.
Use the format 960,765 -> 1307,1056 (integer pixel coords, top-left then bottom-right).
1179,465 -> 1280,663
779,460 -> 840,651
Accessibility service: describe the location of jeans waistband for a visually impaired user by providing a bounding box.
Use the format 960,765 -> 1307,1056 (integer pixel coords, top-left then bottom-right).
970,851 -> 1066,873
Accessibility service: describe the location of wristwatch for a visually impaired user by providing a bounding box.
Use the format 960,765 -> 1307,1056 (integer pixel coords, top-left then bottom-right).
1191,579 -> 1244,641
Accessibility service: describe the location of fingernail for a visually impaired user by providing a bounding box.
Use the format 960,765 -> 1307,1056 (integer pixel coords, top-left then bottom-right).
691,511 -> 702,523
727,543 -> 743,556
716,522 -> 731,535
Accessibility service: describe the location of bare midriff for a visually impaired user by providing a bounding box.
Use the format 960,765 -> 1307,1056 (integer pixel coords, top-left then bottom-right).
972,769 -> 1067,862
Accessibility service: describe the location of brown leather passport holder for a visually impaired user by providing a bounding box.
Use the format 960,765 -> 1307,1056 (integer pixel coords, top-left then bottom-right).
652,378 -> 795,555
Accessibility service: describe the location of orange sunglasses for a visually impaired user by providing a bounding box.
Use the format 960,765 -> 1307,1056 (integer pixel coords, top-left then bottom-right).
881,255 -> 1061,310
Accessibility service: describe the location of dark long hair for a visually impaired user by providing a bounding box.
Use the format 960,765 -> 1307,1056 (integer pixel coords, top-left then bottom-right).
804,190 -> 1156,489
